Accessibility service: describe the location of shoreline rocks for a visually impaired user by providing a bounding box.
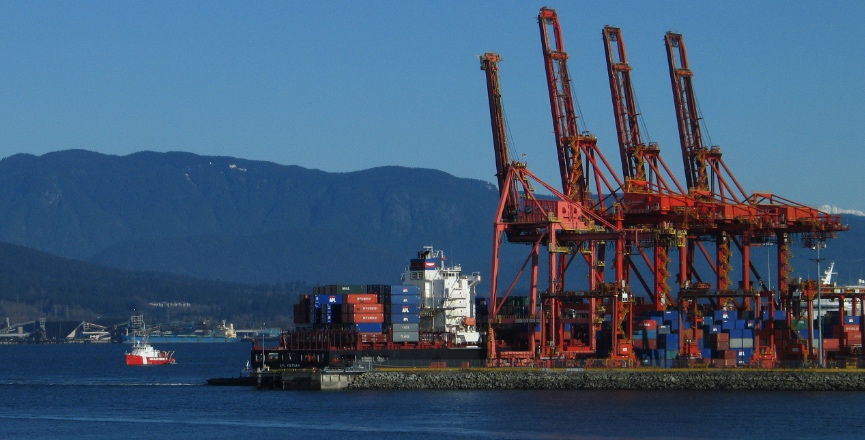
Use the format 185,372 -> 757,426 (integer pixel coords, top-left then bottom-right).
347,370 -> 865,391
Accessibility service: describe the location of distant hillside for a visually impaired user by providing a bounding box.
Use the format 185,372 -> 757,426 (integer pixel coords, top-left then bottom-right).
787,214 -> 865,283
0,150 -> 505,286
0,241 -> 297,326
0,149 -> 859,319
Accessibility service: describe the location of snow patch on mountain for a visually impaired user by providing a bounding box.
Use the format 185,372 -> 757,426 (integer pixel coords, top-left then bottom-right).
819,205 -> 865,217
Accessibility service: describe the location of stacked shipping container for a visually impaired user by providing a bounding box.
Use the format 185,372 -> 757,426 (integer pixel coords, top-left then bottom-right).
293,284 -> 422,344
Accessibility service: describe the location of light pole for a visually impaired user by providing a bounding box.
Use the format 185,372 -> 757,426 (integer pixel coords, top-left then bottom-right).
812,243 -> 826,368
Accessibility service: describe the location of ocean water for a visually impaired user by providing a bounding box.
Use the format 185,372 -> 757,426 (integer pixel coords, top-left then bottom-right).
1,343 -> 864,439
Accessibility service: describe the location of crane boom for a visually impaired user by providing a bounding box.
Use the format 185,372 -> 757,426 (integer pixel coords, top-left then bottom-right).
665,32 -> 706,193
480,52 -> 519,219
603,26 -> 645,182
480,53 -> 510,194
605,26 -> 685,195
665,32 -> 749,202
538,7 -> 591,204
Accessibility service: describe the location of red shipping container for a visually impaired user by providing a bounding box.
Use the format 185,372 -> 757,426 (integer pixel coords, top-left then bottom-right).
636,320 -> 657,330
843,324 -> 861,333
345,304 -> 384,313
710,333 -> 730,343
646,340 -> 658,350
632,339 -> 645,350
345,312 -> 385,323
822,338 -> 840,351
711,359 -> 736,368
720,349 -> 737,360
841,333 -> 862,347
344,294 -> 379,304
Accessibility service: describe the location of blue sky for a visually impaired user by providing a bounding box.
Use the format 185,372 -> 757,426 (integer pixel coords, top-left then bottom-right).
0,2 -> 862,213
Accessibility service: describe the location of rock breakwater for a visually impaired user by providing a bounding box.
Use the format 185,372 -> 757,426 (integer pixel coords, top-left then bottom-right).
348,370 -> 865,391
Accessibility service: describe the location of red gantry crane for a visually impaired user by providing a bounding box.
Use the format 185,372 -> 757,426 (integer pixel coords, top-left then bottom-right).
481,48 -> 630,367
481,8 -> 849,369
665,32 -> 848,366
536,7 -> 636,366
603,26 -> 696,313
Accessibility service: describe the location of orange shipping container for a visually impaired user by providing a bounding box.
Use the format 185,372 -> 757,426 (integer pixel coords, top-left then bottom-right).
345,312 -> 384,323
344,294 -> 379,304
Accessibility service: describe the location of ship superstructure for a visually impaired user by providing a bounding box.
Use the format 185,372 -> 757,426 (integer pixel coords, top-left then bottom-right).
402,246 -> 481,345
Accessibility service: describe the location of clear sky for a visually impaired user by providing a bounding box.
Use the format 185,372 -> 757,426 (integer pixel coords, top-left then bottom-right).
0,1 -> 862,213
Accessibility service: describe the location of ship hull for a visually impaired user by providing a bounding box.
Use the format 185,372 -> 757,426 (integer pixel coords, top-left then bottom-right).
124,340 -> 176,366
125,354 -> 176,366
257,347 -> 486,370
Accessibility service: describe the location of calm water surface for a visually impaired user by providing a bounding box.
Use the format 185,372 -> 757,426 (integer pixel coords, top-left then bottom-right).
1,343 -> 863,439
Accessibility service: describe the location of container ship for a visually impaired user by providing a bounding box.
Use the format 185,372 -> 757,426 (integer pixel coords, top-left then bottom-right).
255,246 -> 486,371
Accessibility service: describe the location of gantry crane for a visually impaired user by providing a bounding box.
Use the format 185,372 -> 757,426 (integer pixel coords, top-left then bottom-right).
603,26 -> 698,313
481,8 -> 849,368
666,32 -> 848,365
481,49 -> 631,367
536,7 -> 635,365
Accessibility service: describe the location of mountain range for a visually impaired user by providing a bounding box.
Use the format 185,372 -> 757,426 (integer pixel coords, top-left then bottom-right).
0,150 -> 860,324
0,150 -> 508,287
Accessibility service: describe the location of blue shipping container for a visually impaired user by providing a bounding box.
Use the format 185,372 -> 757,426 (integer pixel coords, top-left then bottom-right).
354,323 -> 383,333
714,310 -> 738,321
391,285 -> 420,296
392,323 -> 419,332
390,304 -> 421,314
314,294 -> 343,305
661,333 -> 679,349
389,314 -> 421,324
389,295 -> 422,305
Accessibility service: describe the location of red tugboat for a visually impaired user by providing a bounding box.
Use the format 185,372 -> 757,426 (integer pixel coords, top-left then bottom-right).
125,339 -> 176,366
